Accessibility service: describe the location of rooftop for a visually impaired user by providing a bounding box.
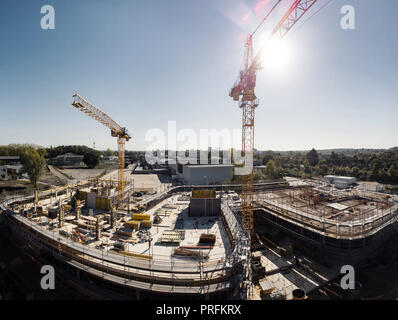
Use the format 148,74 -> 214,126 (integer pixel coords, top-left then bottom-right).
54,152 -> 84,159
185,164 -> 233,168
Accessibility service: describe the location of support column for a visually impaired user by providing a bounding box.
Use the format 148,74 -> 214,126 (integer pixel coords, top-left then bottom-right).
58,201 -> 64,228
96,216 -> 102,241
76,199 -> 81,220
110,206 -> 116,228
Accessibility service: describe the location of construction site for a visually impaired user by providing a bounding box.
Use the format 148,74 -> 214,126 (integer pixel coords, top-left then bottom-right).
0,180 -> 246,299
1,174 -> 398,300
253,183 -> 398,264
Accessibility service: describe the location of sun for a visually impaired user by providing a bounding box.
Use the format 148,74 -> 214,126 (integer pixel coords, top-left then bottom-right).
261,38 -> 290,72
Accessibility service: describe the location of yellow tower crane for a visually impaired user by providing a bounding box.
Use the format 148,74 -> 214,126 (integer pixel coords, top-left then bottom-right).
71,93 -> 131,208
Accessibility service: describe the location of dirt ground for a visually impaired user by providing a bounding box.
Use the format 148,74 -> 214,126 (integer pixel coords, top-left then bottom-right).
60,168 -> 105,180
57,164 -> 118,182
39,168 -> 65,186
131,174 -> 161,190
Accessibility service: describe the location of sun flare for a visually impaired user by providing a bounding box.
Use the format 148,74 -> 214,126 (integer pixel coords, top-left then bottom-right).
261,38 -> 290,72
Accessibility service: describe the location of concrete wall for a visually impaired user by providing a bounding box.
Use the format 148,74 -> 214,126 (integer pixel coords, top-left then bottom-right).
86,192 -> 97,209
183,165 -> 233,185
189,198 -> 221,217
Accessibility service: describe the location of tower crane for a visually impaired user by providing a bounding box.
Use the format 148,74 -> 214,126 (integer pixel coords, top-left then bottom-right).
231,0 -> 318,236
229,0 -> 318,298
71,93 -> 131,208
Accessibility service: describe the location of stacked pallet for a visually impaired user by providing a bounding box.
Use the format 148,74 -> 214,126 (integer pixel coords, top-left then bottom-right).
124,217 -> 152,230
155,208 -> 172,217
160,230 -> 185,243
173,248 -> 209,260
124,220 -> 141,231
117,227 -> 135,237
127,213 -> 152,229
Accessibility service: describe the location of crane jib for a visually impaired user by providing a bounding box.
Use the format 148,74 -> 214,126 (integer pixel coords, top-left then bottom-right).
70,93 -> 131,209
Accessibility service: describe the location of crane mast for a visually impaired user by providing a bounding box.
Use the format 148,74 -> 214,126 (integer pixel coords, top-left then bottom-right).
230,0 -> 318,298
72,93 -> 131,208
239,35 -> 258,237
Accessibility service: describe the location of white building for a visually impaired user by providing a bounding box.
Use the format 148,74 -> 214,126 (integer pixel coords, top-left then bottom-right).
100,155 -> 118,163
182,165 -> 233,185
49,153 -> 84,167
168,161 -> 233,185
324,175 -> 356,189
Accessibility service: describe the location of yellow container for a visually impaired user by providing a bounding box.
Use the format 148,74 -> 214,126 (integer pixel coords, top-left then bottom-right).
105,198 -> 110,211
95,197 -> 111,211
141,220 -> 152,228
131,213 -> 150,221
192,190 -> 215,199
124,220 -> 141,230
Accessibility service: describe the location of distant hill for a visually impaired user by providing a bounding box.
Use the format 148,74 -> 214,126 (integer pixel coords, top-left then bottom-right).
256,148 -> 398,155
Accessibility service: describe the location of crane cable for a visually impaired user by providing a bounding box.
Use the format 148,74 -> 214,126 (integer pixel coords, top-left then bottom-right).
291,0 -> 335,35
251,0 -> 282,37
236,0 -> 282,82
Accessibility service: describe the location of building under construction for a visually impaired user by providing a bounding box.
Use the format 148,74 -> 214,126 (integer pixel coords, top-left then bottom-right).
1,177 -> 397,299
1,0 -> 397,300
0,180 -> 251,299
253,181 -> 398,267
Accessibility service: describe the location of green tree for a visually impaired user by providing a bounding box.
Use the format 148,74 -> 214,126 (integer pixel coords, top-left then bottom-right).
303,159 -> 312,174
129,153 -> 139,164
20,149 -> 46,188
318,163 -> 329,176
83,152 -> 100,168
352,166 -> 360,178
306,148 -> 319,166
264,160 -> 276,179
275,166 -> 285,179
104,148 -> 114,156
262,152 -> 274,165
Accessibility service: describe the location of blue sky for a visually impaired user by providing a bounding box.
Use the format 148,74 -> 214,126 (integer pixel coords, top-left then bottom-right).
1,0 -> 397,151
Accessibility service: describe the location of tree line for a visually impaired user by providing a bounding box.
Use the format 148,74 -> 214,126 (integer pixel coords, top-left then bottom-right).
45,145 -> 101,168
256,148 -> 398,184
0,144 -> 47,188
0,144 -> 102,187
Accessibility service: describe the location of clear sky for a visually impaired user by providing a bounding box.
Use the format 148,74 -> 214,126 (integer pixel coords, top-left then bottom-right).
1,0 -> 397,151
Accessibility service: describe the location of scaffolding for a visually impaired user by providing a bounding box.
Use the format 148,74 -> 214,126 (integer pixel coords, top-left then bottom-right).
253,187 -> 398,240
2,197 -> 244,298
